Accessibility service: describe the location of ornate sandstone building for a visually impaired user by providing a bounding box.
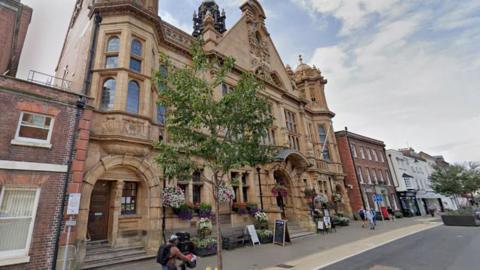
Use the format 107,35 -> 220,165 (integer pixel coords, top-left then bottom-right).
54,0 -> 351,268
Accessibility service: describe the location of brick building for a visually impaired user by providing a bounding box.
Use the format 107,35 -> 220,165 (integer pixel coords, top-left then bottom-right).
0,75 -> 91,269
0,0 -> 32,76
336,129 -> 400,214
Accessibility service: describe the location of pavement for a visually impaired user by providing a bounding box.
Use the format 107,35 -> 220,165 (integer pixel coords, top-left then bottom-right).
321,225 -> 480,270
106,217 -> 438,270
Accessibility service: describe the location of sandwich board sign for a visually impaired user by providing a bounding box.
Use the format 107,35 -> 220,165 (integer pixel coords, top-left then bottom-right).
247,225 -> 260,246
273,220 -> 291,247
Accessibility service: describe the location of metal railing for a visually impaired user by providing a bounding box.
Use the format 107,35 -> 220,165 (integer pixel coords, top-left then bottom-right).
27,70 -> 72,91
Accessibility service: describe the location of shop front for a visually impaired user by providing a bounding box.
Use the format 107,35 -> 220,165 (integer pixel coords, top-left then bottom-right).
398,191 -> 421,217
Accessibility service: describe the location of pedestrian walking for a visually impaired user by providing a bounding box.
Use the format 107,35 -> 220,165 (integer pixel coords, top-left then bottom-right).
387,206 -> 395,221
359,207 -> 367,228
366,208 -> 376,230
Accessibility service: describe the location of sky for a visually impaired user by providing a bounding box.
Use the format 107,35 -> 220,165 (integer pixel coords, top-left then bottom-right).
17,0 -> 480,163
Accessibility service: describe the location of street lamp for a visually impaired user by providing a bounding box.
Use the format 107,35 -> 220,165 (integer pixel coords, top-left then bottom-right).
256,167 -> 264,211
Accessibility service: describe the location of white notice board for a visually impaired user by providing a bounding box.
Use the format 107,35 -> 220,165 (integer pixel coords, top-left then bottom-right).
67,193 -> 81,215
247,225 -> 260,245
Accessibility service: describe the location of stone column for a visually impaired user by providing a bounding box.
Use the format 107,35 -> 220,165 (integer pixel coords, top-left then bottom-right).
111,180 -> 124,247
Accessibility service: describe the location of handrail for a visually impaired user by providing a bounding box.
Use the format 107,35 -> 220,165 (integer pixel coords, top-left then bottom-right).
27,70 -> 72,90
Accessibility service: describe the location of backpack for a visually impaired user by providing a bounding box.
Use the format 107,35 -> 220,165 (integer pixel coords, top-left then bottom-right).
156,244 -> 172,265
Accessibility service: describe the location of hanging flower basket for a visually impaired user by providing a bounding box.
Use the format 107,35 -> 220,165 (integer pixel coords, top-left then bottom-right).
271,184 -> 288,197
197,203 -> 213,218
162,186 -> 185,208
175,203 -> 194,220
217,184 -> 235,202
314,194 -> 328,205
332,192 -> 343,203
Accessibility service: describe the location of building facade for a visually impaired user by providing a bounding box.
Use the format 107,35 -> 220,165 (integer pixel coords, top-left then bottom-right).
54,0 -> 351,268
0,75 -> 90,269
336,129 -> 399,214
0,0 -> 32,77
386,148 -> 456,217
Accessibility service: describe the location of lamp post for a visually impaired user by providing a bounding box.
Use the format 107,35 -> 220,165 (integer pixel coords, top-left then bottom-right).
256,167 -> 264,211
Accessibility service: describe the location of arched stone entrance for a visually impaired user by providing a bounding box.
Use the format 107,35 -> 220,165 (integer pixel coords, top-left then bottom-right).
77,155 -> 162,257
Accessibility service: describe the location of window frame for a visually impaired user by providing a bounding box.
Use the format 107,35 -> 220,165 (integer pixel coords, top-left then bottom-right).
105,36 -> 120,69
12,112 -> 55,148
379,151 -> 385,163
357,166 -> 364,183
360,147 -> 366,159
372,149 -> 378,161
100,78 -> 116,111
156,104 -> 166,125
121,182 -> 138,215
350,143 -> 357,158
0,187 -> 41,262
126,80 -> 140,114
366,148 -> 372,160
129,38 -> 143,73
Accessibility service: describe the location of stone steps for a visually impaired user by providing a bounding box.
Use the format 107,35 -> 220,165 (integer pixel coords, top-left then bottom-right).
81,242 -> 154,269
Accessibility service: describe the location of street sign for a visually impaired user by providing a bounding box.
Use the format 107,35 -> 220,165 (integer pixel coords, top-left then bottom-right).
66,220 -> 77,226
67,193 -> 81,215
373,194 -> 383,203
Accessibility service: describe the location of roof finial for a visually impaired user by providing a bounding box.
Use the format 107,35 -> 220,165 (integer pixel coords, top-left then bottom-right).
299,54 -> 303,64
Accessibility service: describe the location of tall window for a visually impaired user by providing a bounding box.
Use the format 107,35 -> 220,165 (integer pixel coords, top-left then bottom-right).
130,39 -> 142,72
322,147 -> 331,161
385,170 -> 392,185
284,110 -> 300,151
357,166 -> 364,183
157,104 -> 166,125
192,170 -> 202,204
317,125 -> 327,144
371,168 -> 378,183
158,64 -> 168,91
366,148 -> 372,160
101,78 -> 116,111
105,36 -> 119,68
221,83 -> 230,96
126,81 -> 140,113
242,173 -> 249,203
372,149 -> 378,161
379,151 -> 385,163
121,182 -> 137,215
14,112 -> 54,144
378,170 -> 385,183
360,147 -> 366,159
0,187 -> 40,259
350,143 -> 357,158
366,168 -> 372,184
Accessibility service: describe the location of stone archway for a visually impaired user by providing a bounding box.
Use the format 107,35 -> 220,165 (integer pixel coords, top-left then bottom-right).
77,155 -> 161,253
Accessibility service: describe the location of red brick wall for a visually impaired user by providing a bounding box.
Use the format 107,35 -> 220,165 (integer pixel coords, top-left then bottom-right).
0,171 -> 67,270
0,76 -> 91,269
336,135 -> 364,213
0,4 -> 16,74
0,1 -> 32,76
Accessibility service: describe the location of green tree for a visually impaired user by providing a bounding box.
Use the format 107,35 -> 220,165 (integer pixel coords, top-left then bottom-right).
431,162 -> 480,206
154,41 -> 275,269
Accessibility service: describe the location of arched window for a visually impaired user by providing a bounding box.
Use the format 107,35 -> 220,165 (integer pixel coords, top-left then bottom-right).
131,39 -> 142,56
100,78 -> 116,110
130,39 -> 143,72
105,36 -> 120,68
126,81 -> 140,113
107,37 -> 120,52
158,64 -> 168,91
156,104 -> 166,125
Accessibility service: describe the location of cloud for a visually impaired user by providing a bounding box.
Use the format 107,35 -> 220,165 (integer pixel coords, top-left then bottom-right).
299,0 -> 480,162
159,10 -> 192,33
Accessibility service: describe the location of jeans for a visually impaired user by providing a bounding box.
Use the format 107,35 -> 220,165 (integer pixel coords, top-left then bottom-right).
162,265 -> 177,270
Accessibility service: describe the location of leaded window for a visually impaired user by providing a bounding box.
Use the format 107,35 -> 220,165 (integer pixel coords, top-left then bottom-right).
126,80 -> 140,113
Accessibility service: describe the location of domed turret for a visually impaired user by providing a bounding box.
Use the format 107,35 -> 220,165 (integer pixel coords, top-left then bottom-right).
193,0 -> 227,37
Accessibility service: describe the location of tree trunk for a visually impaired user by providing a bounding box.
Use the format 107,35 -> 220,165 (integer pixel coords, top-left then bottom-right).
214,173 -> 223,270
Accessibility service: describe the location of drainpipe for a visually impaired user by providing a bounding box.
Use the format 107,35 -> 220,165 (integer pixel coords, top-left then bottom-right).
52,96 -> 86,270
344,127 -> 367,211
52,12 -> 102,269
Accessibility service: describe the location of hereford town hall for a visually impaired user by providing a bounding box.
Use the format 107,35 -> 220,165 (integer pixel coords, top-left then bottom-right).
1,0 -> 354,269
